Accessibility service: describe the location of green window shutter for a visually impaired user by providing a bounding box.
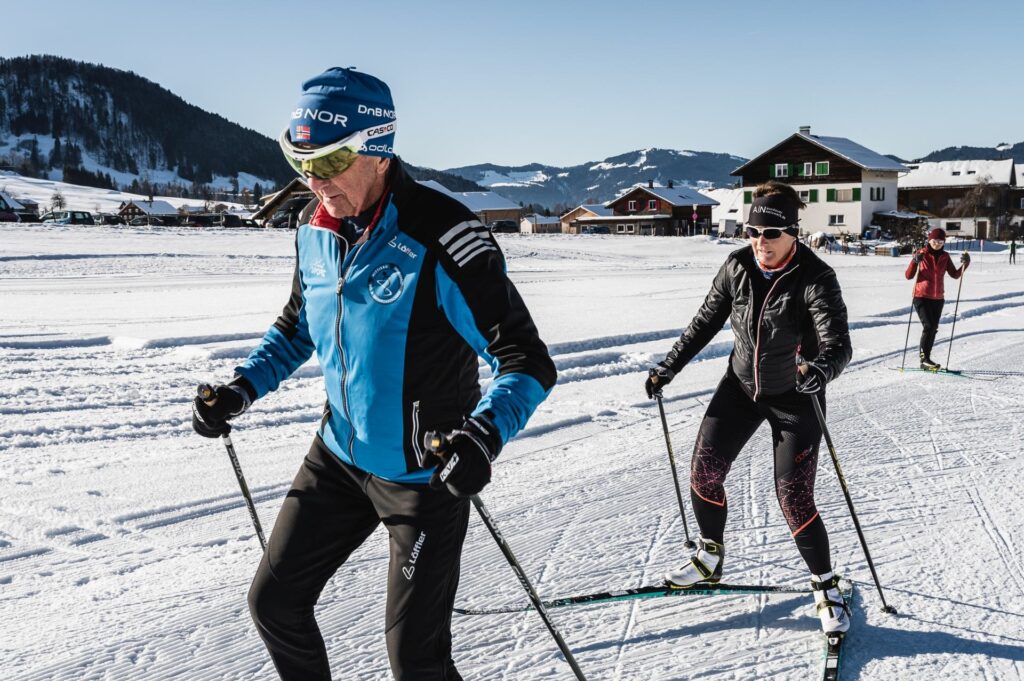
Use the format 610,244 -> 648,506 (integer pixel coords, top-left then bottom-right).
852,188 -> 861,201
826,188 -> 836,202
768,164 -> 775,178
809,189 -> 818,203
744,191 -> 752,204
788,163 -> 795,177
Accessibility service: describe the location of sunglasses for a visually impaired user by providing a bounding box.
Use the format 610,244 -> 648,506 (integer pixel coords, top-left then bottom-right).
278,121 -> 397,180
746,226 -> 798,240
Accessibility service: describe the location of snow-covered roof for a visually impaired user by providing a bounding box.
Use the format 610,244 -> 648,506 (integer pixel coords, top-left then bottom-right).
1016,164 -> 1024,188
734,131 -> 905,174
0,191 -> 25,211
561,203 -> 614,219
121,199 -> 179,216
700,188 -> 743,223
523,214 -> 560,225
898,159 -> 1015,189
613,184 -> 718,207
418,180 -> 520,212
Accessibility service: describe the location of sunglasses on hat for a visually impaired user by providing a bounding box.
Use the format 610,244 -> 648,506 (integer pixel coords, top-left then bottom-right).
746,225 -> 798,240
278,120 -> 397,180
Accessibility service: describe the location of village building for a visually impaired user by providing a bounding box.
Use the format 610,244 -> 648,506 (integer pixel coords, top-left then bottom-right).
732,126 -> 905,237
418,180 -> 523,227
898,159 -> 1017,239
118,199 -> 180,223
700,187 -> 744,236
520,214 -> 561,234
560,203 -> 614,234
572,182 -> 718,236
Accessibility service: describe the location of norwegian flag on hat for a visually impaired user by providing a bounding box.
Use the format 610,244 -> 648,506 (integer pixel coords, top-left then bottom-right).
294,125 -> 311,141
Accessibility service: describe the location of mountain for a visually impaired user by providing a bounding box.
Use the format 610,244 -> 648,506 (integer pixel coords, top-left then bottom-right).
919,142 -> 1024,164
443,148 -> 746,210
0,55 -> 483,200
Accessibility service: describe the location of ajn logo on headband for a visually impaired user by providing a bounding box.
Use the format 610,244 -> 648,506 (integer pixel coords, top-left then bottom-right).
750,205 -> 787,220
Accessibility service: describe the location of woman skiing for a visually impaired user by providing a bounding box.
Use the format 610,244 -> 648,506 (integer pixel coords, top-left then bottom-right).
644,180 -> 853,633
905,227 -> 970,370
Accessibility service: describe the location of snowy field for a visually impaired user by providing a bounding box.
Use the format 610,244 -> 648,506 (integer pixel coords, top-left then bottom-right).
2,225 -> 1023,680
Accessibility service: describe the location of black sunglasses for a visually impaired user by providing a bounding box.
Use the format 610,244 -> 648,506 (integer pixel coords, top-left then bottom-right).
746,226 -> 797,239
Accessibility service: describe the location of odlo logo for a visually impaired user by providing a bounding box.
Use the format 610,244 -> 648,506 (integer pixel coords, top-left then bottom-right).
402,531 -> 427,580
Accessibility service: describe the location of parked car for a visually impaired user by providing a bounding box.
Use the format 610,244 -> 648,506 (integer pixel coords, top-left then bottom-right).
128,216 -> 171,226
216,213 -> 245,228
182,214 -> 217,227
488,219 -> 518,233
39,210 -> 96,225
96,213 -> 126,226
267,196 -> 314,229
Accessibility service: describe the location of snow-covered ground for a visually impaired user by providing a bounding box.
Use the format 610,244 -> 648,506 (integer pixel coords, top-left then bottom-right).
2,226 -> 1023,680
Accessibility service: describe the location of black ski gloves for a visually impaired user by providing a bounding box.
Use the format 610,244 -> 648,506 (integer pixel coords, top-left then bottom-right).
796,363 -> 827,395
913,252 -> 924,263
645,364 -> 676,398
192,379 -> 254,438
960,252 -> 971,266
423,415 -> 503,498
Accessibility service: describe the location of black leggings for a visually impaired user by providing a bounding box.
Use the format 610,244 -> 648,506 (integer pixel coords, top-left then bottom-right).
248,436 -> 469,681
914,297 -> 944,359
689,373 -> 832,574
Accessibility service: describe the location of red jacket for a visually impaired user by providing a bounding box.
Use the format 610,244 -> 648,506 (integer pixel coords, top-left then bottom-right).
905,247 -> 964,300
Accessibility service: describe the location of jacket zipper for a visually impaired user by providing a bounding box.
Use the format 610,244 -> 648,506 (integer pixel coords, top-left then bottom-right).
411,400 -> 423,466
752,267 -> 798,400
334,234 -> 365,464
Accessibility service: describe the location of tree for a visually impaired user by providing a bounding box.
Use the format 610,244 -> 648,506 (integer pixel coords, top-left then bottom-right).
50,190 -> 66,211
953,177 -> 1007,238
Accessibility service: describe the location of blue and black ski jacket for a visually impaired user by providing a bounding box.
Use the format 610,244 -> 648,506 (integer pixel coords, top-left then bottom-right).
235,161 -> 557,483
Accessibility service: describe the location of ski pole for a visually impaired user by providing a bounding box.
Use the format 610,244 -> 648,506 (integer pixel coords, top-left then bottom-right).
425,433 -> 588,681
197,384 -> 267,551
654,393 -> 696,550
808,394 -> 896,615
899,265 -> 918,372
944,266 -> 966,370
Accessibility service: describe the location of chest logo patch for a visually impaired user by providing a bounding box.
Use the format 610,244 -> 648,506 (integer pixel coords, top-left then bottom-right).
368,263 -> 404,304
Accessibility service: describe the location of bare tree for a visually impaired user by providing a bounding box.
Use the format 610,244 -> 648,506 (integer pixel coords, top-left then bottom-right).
50,190 -> 66,211
953,176 -> 1007,237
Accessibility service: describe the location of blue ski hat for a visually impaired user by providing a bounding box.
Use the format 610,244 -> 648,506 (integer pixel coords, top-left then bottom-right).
288,67 -> 396,157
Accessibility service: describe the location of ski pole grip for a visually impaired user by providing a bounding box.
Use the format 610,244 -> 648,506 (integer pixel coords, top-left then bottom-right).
197,383 -> 217,406
420,430 -> 448,469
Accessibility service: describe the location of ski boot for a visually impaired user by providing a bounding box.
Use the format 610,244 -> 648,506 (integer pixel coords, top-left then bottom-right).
663,537 -> 724,587
920,353 -> 941,371
811,572 -> 850,633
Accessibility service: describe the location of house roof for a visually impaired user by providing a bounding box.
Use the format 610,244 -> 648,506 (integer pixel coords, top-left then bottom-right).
732,131 -> 906,175
121,199 -> 179,215
419,180 -> 520,212
1016,165 -> 1024,188
523,214 -> 560,224
612,184 -> 718,207
561,203 -> 614,220
0,191 -> 24,210
898,159 -> 1015,189
700,187 -> 743,222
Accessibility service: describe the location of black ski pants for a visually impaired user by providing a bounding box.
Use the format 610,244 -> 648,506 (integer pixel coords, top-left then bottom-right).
913,297 -> 944,360
248,436 -> 470,681
689,372 -> 832,574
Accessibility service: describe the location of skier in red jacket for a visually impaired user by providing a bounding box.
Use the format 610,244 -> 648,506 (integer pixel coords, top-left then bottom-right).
905,227 -> 970,369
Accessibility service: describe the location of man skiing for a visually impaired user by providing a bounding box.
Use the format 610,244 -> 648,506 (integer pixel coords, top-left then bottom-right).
191,67 -> 556,680
905,227 -> 970,370
644,181 -> 853,634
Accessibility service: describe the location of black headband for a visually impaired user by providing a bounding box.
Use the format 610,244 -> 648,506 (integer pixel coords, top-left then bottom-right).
748,194 -> 800,228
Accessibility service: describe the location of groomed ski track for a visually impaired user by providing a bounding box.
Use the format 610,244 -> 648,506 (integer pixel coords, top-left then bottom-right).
2,226 -> 1023,680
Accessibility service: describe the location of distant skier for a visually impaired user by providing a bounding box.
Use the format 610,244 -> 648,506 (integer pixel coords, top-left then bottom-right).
905,227 -> 970,370
644,180 -> 853,634
191,67 -> 555,680
1010,237 -> 1017,265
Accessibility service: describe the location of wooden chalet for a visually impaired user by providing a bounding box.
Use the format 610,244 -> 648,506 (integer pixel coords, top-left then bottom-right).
732,126 -> 905,236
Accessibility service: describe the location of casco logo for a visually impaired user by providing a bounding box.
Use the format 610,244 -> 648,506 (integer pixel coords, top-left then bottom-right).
291,108 -> 348,126
368,263 -> 404,304
361,144 -> 394,154
365,122 -> 396,138
358,104 -> 396,119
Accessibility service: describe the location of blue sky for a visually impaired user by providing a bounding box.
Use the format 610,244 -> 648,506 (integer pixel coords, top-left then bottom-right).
3,0 -> 1021,170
